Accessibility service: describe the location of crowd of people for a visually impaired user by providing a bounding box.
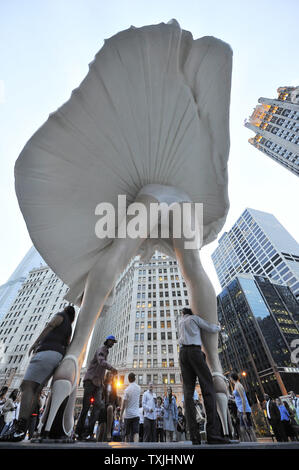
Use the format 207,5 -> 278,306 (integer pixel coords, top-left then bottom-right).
0,305 -> 299,445
264,393 -> 299,442
91,375 -> 188,443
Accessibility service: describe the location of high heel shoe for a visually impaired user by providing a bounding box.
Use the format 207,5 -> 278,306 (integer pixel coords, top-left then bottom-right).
212,372 -> 230,437
44,354 -> 78,437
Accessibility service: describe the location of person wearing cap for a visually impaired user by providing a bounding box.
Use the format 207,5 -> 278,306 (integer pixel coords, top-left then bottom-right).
75,335 -> 118,441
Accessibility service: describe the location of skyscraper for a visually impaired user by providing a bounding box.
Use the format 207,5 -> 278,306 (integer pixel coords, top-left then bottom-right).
245,86 -> 299,176
217,274 -> 299,400
0,246 -> 45,321
212,208 -> 299,299
88,252 -> 189,402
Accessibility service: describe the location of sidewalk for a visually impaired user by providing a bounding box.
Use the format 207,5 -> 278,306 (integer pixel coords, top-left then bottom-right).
0,438 -> 298,450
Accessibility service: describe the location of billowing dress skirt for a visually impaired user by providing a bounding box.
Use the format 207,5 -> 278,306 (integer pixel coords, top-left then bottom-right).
15,20 -> 233,306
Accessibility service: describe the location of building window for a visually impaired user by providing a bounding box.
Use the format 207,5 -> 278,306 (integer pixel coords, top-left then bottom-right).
133,359 -> 137,368
170,374 -> 175,384
162,374 -> 168,384
162,359 -> 167,368
138,375 -> 143,385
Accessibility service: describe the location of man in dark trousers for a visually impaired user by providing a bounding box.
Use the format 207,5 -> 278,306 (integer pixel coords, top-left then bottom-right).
75,335 -> 118,441
178,307 -> 230,445
264,394 -> 284,442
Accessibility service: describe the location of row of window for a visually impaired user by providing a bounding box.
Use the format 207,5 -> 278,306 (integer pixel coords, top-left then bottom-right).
131,373 -> 176,385
134,331 -> 177,341
136,299 -> 187,308
136,309 -> 179,318
133,344 -> 176,354
135,320 -> 173,329
133,358 -> 175,369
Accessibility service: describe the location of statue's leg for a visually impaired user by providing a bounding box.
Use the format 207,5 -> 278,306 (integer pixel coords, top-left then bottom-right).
106,405 -> 113,440
170,203 -> 230,437
43,194 -> 157,437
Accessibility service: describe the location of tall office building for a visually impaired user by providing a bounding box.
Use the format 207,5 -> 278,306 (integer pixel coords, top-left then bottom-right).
212,208 -> 299,299
87,252 -> 189,403
0,246 -> 45,321
245,86 -> 299,176
0,264 -> 76,388
217,274 -> 299,400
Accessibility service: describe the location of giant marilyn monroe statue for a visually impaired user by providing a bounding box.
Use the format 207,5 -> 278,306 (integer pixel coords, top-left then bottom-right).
15,20 -> 233,439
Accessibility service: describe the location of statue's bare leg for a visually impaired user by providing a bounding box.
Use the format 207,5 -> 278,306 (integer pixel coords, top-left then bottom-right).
170,203 -> 230,436
43,194 -> 158,436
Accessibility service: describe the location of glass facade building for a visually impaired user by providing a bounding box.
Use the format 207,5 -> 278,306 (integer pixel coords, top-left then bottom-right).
245,86 -> 299,176
212,208 -> 299,300
218,274 -> 299,401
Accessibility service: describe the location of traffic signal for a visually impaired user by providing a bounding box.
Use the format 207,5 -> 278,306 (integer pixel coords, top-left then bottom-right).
90,397 -> 95,405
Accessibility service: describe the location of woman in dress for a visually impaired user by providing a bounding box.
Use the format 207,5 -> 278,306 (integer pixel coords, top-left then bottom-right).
229,372 -> 256,442
163,387 -> 178,442
15,20 -> 232,438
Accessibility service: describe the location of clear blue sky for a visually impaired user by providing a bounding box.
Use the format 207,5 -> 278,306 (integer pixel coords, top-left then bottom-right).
0,0 -> 298,294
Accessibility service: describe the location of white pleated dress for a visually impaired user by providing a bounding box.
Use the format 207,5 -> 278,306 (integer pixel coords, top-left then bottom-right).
15,20 -> 233,306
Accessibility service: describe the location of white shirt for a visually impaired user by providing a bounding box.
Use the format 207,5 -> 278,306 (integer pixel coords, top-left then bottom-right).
123,382 -> 141,419
142,389 -> 157,420
139,407 -> 144,424
266,400 -> 271,419
179,314 -> 221,347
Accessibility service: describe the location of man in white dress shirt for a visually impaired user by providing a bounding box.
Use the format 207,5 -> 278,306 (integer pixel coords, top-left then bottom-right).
120,372 -> 141,442
179,307 -> 229,445
142,383 -> 157,442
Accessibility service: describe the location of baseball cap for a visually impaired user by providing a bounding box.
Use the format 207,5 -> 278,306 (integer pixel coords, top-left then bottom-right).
106,335 -> 117,342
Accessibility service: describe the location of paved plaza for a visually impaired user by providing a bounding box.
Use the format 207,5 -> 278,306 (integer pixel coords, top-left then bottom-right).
1,438 -> 298,460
